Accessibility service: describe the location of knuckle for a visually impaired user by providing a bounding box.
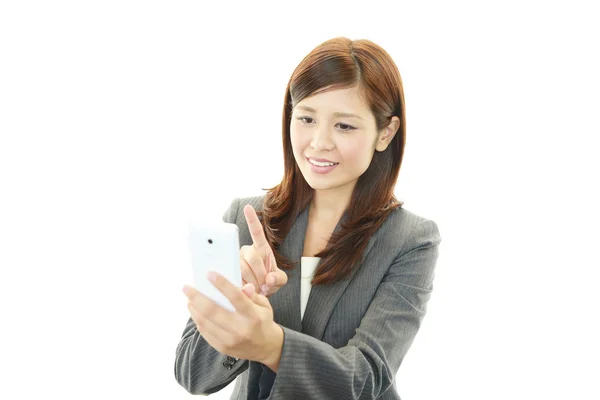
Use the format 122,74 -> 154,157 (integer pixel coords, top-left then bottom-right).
242,248 -> 257,264
203,302 -> 217,318
249,253 -> 263,269
240,245 -> 250,255
238,327 -> 253,342
255,313 -> 267,324
249,224 -> 263,237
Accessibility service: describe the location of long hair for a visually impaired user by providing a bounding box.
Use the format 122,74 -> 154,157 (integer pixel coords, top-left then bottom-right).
257,37 -> 407,285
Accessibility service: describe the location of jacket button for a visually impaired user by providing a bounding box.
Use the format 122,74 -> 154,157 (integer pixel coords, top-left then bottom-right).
226,356 -> 237,365
222,361 -> 232,370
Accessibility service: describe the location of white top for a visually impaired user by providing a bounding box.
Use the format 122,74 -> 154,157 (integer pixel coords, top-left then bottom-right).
300,256 -> 321,320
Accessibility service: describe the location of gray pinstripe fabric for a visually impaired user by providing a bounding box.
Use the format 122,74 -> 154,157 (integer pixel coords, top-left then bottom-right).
175,194 -> 441,399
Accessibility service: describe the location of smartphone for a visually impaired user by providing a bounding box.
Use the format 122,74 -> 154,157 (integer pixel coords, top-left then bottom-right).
188,220 -> 242,312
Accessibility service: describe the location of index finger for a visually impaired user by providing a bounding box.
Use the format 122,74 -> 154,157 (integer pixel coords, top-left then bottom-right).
243,205 -> 268,249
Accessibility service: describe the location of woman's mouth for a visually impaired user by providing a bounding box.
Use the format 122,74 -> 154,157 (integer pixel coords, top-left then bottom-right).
306,157 -> 339,174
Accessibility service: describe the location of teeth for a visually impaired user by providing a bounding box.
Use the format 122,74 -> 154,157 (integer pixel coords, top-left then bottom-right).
309,158 -> 338,167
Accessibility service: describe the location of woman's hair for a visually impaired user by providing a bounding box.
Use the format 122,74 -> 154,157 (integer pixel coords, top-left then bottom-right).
257,37 -> 406,285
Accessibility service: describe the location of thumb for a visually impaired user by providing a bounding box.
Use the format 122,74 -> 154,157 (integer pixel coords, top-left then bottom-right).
242,283 -> 271,308
266,269 -> 288,287
242,283 -> 256,298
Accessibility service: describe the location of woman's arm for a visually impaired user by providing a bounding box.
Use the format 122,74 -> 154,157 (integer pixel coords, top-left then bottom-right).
268,219 -> 441,399
174,317 -> 249,394
174,198 -> 246,394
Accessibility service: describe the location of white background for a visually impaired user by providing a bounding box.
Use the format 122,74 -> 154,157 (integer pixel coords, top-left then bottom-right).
1,1 -> 599,399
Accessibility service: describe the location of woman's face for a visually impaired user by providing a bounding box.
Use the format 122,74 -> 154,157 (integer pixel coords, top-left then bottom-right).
290,86 -> 394,197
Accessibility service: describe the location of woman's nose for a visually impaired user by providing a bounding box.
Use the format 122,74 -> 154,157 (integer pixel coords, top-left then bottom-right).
310,127 -> 334,151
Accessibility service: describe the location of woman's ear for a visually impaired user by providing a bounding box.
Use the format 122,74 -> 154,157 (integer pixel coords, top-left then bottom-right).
375,116 -> 401,152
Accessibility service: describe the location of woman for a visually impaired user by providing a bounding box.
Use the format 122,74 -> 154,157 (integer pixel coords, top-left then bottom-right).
175,36 -> 441,399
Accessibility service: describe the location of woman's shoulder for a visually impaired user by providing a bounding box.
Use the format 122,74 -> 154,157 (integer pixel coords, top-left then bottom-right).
236,194 -> 267,210
375,206 -> 441,253
221,194 -> 266,224
387,205 -> 435,230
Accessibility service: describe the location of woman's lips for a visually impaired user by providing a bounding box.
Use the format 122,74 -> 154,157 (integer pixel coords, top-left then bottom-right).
306,157 -> 338,174
308,156 -> 337,163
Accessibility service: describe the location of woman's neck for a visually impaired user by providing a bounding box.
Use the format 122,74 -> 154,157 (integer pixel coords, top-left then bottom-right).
309,189 -> 351,224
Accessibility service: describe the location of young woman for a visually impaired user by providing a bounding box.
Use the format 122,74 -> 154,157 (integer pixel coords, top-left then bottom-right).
175,36 -> 441,399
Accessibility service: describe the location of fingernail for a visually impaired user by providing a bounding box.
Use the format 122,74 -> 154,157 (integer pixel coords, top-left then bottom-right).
243,285 -> 254,296
182,285 -> 190,294
261,284 -> 269,293
207,271 -> 217,283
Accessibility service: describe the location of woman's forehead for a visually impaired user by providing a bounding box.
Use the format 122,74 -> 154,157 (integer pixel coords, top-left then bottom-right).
295,86 -> 369,112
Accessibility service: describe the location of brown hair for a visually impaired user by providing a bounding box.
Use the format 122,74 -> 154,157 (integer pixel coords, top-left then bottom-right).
257,37 -> 406,285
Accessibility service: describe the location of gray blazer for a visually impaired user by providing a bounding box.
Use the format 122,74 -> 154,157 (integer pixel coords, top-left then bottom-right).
175,194 -> 441,399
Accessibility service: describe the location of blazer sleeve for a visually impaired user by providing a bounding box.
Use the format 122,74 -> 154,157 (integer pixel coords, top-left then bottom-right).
174,198 -> 249,395
267,219 -> 441,399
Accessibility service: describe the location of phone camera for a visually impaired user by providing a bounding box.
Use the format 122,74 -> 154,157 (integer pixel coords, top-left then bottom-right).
208,239 -> 213,244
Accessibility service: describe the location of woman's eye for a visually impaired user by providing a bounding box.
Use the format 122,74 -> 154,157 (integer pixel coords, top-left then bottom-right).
297,116 -> 314,124
336,123 -> 356,132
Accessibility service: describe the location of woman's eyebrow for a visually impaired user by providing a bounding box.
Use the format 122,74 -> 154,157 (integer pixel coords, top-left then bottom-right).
295,105 -> 363,120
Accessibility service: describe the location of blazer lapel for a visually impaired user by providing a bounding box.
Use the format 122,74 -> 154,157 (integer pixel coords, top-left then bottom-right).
269,205 -> 309,333
301,211 -> 376,341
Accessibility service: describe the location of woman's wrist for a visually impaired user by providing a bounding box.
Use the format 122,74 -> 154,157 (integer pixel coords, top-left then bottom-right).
261,323 -> 284,372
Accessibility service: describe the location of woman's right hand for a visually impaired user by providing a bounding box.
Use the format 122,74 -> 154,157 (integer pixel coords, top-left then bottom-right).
240,204 -> 288,297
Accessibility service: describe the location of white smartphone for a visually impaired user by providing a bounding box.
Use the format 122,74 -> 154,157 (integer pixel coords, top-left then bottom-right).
188,220 -> 242,312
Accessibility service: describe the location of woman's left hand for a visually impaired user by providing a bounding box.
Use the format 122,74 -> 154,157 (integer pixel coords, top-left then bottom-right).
183,272 -> 284,371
